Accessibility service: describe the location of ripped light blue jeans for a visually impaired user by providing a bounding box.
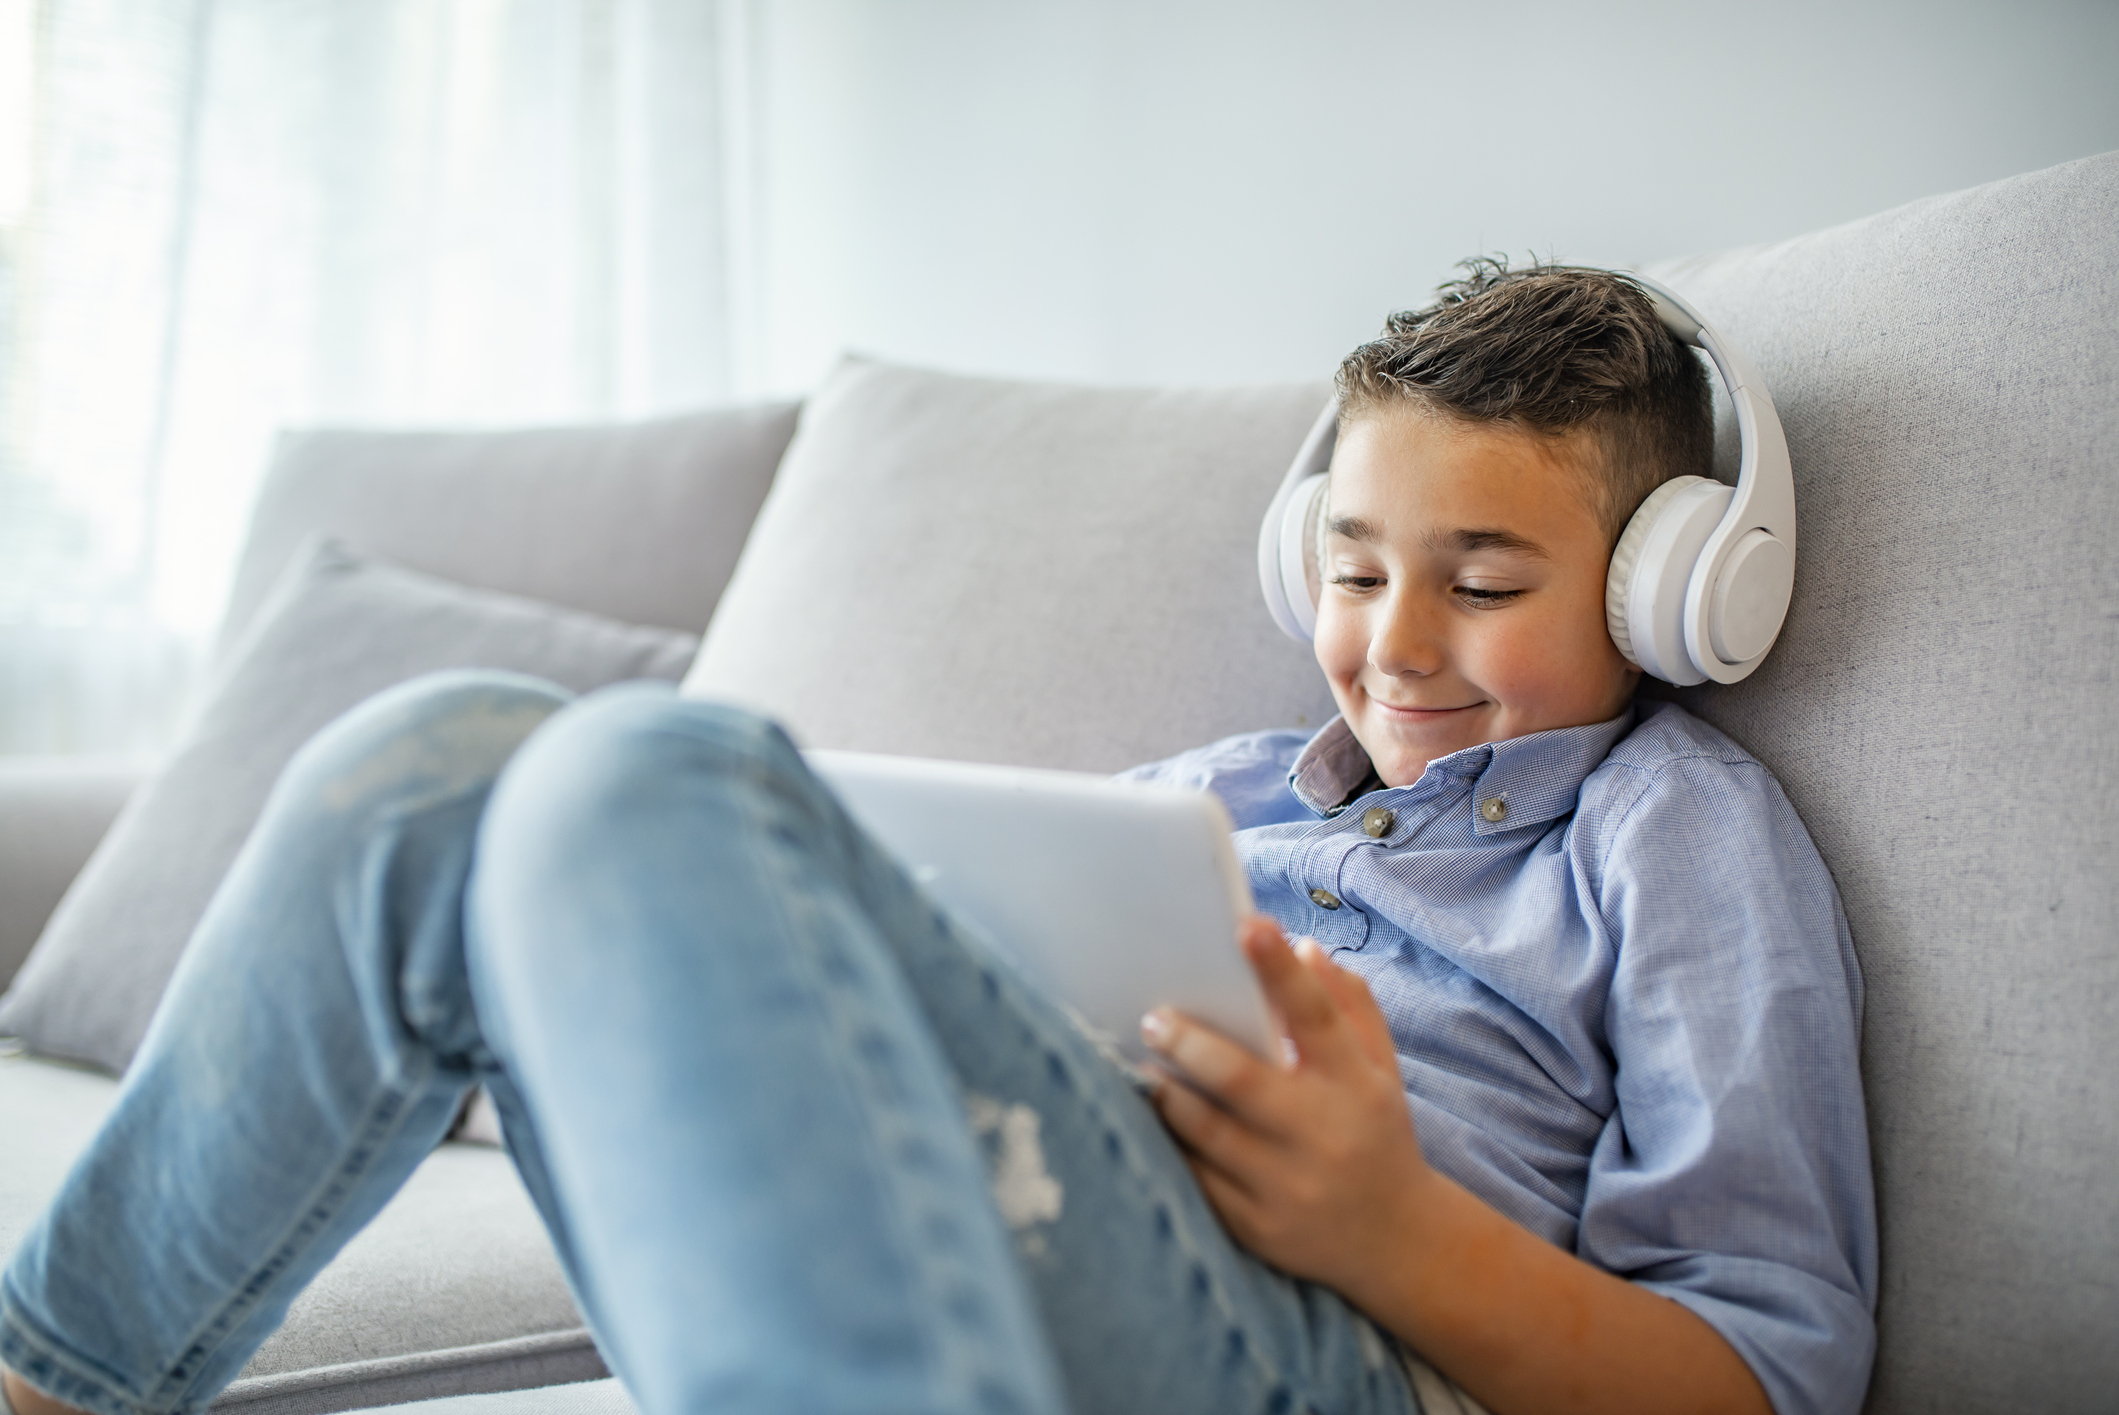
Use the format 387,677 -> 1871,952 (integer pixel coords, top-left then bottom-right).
0,674 -> 1420,1415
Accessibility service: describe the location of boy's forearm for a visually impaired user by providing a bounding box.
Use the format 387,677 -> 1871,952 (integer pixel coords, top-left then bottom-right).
1348,1171 -> 1774,1415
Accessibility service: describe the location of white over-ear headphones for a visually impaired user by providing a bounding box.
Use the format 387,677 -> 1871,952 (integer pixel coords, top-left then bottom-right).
1256,273 -> 1796,687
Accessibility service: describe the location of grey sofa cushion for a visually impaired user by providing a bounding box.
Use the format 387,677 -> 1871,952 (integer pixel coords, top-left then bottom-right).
219,402 -> 799,658
334,1378 -> 634,1415
0,1054 -> 600,1415
0,759 -> 146,992
1640,151 -> 2118,1414
683,358 -> 1338,770
0,540 -> 699,1073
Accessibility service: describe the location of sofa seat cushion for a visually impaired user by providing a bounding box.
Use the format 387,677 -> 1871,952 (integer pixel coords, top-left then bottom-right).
0,1053 -> 602,1415
334,1377 -> 633,1415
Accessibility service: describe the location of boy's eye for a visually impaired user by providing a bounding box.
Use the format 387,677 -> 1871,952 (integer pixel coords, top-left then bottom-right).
1455,586 -> 1525,608
1327,574 -> 1384,592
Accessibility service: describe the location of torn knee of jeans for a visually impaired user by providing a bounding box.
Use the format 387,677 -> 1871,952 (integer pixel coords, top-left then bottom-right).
963,1093 -> 1063,1230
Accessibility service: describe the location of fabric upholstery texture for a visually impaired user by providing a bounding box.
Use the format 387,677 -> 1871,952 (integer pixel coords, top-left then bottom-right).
331,1377 -> 633,1415
1638,151 -> 2118,1413
683,358 -> 1338,770
0,540 -> 700,1073
218,402 -> 798,657
0,1055 -> 599,1415
214,1143 -> 603,1415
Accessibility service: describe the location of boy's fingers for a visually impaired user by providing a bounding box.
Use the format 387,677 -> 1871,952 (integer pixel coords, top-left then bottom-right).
1184,1152 -> 1265,1246
1238,914 -> 1294,1034
1143,1007 -> 1271,1105
1240,911 -> 1291,953
1302,946 -> 1399,1069
1243,928 -> 1363,1073
1148,1071 -> 1273,1186
1142,1006 -> 1313,1137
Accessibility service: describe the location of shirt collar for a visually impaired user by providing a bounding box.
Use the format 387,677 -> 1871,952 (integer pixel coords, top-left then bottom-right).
1287,707 -> 1635,833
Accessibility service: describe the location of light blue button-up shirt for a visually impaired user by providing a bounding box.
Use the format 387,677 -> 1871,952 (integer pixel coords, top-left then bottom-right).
1122,701 -> 1877,1415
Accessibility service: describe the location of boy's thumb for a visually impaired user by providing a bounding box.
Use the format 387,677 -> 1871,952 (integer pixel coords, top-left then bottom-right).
1301,945 -> 1398,1066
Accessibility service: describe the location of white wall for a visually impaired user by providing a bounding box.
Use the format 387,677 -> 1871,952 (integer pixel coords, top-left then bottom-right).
730,0 -> 2119,394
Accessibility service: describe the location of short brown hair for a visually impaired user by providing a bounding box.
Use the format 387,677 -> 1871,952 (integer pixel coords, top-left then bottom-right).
1334,257 -> 1713,542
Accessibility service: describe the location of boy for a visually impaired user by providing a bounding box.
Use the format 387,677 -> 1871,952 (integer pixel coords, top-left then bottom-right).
1,262 -> 1872,1415
1127,260 -> 1873,1413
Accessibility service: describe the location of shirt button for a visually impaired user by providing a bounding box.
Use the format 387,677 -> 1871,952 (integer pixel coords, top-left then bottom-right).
1361,806 -> 1395,838
1480,797 -> 1508,823
1308,888 -> 1342,910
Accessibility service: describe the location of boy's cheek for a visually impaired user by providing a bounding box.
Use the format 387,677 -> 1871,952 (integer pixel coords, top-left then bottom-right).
1311,616 -> 1367,693
1469,624 -> 1628,726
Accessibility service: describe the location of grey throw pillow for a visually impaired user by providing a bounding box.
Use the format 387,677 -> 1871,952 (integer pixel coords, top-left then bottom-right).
218,402 -> 798,657
682,358 -> 1339,772
0,538 -> 700,1073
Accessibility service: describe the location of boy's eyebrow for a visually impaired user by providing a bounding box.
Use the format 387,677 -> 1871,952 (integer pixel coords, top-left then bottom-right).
1328,516 -> 1551,560
1327,514 -> 1384,542
1430,527 -> 1550,560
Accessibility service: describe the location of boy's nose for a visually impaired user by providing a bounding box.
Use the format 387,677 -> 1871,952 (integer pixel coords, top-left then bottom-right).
1368,595 -> 1445,678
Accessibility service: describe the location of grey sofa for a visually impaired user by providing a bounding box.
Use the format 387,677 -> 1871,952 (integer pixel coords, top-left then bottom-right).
2,152 -> 2113,1415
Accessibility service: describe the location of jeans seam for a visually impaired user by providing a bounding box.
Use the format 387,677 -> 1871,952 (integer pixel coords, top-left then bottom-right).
0,1067 -> 430,1415
0,1294 -> 149,1415
737,749 -> 980,1401
142,1062 -> 436,1415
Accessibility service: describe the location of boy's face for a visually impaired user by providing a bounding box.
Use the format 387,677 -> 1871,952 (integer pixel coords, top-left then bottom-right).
1314,406 -> 1639,787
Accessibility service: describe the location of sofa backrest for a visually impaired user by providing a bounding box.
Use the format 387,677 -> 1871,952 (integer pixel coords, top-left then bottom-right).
1641,152 -> 2117,1413
686,361 -> 1338,770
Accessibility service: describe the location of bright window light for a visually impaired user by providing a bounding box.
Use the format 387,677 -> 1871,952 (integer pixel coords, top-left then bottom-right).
0,0 -> 31,228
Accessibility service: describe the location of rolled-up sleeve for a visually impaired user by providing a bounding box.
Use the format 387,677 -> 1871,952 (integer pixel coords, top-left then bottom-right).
1582,755 -> 1877,1415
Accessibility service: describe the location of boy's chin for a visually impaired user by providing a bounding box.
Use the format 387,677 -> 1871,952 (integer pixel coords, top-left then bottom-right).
1350,708 -> 1498,786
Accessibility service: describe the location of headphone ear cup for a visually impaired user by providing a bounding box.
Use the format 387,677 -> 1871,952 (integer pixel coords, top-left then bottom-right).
1605,475 -> 1729,685
1305,475 -> 1329,618
1269,472 -> 1329,640
1258,405 -> 1338,642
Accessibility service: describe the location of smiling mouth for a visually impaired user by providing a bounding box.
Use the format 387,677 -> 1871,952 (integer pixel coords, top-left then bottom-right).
1370,699 -> 1482,717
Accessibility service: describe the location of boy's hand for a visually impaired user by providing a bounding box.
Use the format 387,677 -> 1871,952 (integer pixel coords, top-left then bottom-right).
1141,914 -> 1434,1296
1144,916 -> 1775,1415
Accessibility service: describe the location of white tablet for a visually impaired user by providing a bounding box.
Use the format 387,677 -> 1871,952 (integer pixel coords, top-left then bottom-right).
805,750 -> 1276,1061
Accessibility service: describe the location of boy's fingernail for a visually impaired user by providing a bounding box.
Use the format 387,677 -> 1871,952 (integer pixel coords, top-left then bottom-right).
1140,1010 -> 1173,1047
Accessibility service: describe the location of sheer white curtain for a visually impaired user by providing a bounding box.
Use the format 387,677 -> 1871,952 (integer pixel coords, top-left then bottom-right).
0,0 -> 738,754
